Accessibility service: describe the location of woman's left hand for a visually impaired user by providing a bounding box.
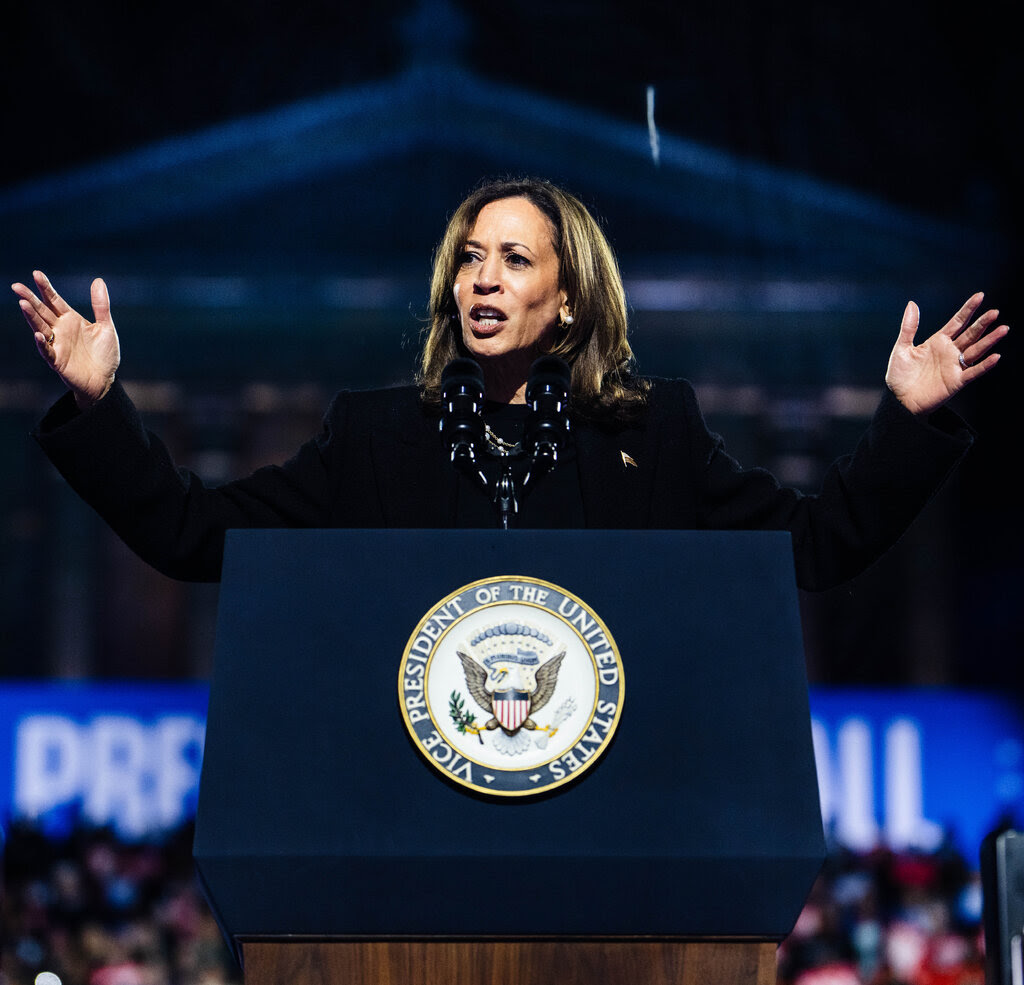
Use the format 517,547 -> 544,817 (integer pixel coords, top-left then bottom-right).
885,293 -> 1009,416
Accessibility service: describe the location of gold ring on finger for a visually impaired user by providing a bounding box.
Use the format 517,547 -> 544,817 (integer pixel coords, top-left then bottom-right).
46,331 -> 55,345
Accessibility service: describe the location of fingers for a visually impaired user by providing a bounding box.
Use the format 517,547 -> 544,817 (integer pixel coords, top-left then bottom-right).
12,271 -> 69,328
12,272 -> 87,368
957,290 -> 1009,383
16,294 -> 58,363
962,322 -> 1010,367
961,351 -> 1001,385
941,292 -> 984,338
956,307 -> 1002,348
33,331 -> 57,364
33,270 -> 72,316
904,293 -> 1006,363
12,281 -> 56,335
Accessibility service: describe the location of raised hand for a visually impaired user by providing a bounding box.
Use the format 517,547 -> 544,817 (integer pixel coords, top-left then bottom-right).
885,293 -> 1008,417
13,271 -> 121,409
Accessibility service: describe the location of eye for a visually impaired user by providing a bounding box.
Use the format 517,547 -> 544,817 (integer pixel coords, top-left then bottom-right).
505,251 -> 530,268
458,250 -> 481,266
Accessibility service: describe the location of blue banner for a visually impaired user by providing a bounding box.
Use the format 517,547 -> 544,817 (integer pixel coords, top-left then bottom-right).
0,683 -> 207,839
810,689 -> 1024,860
1,683 -> 1021,859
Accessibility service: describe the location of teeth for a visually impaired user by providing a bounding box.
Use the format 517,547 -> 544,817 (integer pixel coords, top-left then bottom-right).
477,317 -> 500,326
472,308 -> 504,321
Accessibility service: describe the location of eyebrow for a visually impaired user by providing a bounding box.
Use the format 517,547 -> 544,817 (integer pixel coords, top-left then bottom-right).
464,239 -> 537,256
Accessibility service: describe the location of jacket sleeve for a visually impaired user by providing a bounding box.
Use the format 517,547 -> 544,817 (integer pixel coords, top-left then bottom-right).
34,381 -> 341,582
680,384 -> 974,591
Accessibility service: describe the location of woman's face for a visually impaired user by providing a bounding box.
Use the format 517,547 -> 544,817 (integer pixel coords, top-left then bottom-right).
452,197 -> 566,379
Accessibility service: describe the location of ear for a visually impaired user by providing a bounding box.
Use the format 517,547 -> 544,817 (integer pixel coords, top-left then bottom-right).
559,296 -> 574,326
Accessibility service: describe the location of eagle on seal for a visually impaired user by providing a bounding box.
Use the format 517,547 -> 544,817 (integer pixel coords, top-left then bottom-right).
457,648 -> 565,737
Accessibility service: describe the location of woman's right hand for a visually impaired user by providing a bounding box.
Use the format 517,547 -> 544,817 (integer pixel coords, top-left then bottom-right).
12,271 -> 121,409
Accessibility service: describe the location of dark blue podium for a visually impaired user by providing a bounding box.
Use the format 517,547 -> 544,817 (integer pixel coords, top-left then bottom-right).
194,529 -> 825,985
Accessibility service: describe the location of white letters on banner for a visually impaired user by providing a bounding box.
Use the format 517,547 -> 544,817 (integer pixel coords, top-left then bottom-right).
14,714 -> 205,838
812,716 -> 943,852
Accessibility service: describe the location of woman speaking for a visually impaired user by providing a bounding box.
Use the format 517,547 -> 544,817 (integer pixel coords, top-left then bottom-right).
12,177 -> 1008,589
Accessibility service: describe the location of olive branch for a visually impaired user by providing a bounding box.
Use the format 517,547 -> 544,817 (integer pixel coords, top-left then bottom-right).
449,690 -> 483,744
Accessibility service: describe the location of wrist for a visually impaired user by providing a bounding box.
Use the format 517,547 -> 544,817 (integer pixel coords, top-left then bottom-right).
72,375 -> 115,411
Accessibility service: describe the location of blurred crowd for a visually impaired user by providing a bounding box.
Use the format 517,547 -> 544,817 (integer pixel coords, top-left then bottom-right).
1,821 -> 990,985
779,839 -> 986,985
2,822 -> 237,985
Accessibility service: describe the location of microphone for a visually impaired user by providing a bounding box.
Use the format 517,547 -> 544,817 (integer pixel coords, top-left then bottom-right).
523,356 -> 571,482
439,358 -> 485,476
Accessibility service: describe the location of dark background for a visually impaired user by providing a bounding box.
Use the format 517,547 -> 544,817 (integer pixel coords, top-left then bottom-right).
1,0 -> 1019,687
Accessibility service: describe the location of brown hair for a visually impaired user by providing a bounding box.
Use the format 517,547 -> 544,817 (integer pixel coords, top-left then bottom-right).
419,177 -> 647,418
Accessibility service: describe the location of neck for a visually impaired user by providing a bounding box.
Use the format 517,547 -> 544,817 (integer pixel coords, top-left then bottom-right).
479,356 -> 531,405
487,380 -> 528,404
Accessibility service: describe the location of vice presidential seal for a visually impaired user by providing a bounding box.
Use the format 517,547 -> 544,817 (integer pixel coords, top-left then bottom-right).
398,576 -> 624,796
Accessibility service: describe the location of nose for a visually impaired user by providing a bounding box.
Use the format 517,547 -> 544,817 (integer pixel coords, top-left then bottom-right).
473,254 -> 502,294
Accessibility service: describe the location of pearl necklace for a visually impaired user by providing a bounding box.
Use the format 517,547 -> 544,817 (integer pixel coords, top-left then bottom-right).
484,423 -> 522,456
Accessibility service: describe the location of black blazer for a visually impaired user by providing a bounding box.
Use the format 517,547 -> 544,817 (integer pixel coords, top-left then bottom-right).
35,378 -> 972,590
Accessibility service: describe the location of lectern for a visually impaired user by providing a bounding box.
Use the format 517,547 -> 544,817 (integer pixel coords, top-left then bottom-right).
194,529 -> 825,985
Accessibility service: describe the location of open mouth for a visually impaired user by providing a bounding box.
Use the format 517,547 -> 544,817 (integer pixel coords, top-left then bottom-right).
469,304 -> 508,328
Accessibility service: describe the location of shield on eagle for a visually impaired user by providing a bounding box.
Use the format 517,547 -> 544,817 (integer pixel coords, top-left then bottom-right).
492,689 -> 531,731
455,621 -> 566,739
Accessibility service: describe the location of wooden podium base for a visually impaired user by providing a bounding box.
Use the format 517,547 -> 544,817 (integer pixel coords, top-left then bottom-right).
241,939 -> 778,985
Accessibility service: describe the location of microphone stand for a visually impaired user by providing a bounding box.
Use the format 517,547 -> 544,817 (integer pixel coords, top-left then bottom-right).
493,465 -> 518,531
439,356 -> 571,531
